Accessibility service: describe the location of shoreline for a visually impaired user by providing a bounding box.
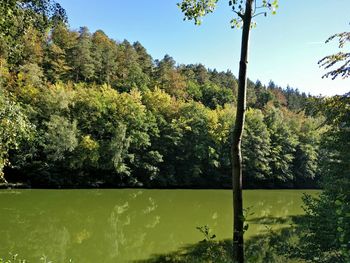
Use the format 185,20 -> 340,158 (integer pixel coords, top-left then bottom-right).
0,182 -> 322,190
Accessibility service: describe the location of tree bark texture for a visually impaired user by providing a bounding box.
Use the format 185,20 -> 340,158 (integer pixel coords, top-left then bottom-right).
232,1 -> 253,263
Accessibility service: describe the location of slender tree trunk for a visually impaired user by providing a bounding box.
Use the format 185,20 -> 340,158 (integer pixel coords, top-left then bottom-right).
232,1 -> 253,263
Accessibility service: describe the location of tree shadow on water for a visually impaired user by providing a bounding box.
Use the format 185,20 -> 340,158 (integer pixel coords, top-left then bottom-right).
247,216 -> 293,225
135,215 -> 308,263
135,239 -> 233,263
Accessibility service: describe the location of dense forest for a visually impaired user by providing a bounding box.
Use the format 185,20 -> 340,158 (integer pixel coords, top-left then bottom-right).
0,0 -> 328,189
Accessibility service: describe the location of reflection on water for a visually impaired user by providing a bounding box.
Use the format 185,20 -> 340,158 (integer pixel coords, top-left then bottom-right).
0,189 -> 318,262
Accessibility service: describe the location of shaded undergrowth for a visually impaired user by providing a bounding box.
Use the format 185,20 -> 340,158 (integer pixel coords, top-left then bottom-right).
135,215 -> 340,263
135,230 -> 304,263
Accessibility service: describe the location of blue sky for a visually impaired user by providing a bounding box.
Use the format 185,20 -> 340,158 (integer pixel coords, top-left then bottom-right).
58,0 -> 350,96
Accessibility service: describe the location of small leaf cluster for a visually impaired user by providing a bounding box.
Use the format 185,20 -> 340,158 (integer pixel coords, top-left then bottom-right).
229,0 -> 279,29
177,0 -> 218,25
178,0 -> 279,28
319,31 -> 350,79
196,225 -> 217,241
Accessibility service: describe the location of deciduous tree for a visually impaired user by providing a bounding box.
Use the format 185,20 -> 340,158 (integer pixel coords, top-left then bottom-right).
178,1 -> 278,261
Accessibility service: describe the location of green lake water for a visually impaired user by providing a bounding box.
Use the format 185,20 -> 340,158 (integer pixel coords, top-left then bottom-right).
0,189 -> 318,262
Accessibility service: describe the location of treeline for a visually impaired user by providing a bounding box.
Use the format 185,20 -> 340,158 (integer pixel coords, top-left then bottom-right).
0,0 -> 325,188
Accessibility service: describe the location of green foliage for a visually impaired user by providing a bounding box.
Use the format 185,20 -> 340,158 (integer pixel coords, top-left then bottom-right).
201,83 -> 234,109
2,76 -> 323,188
242,109 -> 271,185
44,22 -> 75,82
178,0 -> 278,28
318,31 -> 350,79
0,2 -> 323,189
300,94 -> 350,263
71,27 -> 95,82
196,225 -> 217,241
291,115 -> 323,186
264,106 -> 298,185
43,115 -> 78,162
177,0 -> 219,25
0,0 -> 66,65
91,30 -> 118,85
18,63 -> 45,87
115,40 -> 150,92
0,90 -> 33,181
138,222 -> 312,263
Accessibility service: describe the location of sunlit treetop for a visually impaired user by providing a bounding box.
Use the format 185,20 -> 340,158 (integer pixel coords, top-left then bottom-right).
177,0 -> 278,27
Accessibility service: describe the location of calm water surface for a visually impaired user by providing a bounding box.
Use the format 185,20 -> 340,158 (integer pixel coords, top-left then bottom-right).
0,189 -> 318,262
